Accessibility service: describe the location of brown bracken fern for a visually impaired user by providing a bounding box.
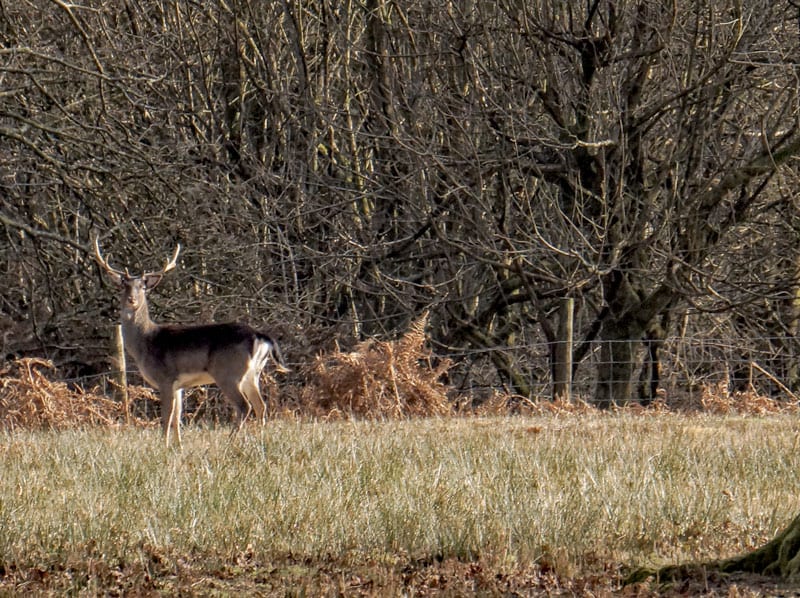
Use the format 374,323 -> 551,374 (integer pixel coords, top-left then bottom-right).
0,358 -> 154,430
300,311 -> 453,419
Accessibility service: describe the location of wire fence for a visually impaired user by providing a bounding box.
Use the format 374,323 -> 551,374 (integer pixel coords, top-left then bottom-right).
444,336 -> 800,405
63,335 -> 800,407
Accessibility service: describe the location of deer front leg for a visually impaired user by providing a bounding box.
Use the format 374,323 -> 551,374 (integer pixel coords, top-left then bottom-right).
160,385 -> 183,448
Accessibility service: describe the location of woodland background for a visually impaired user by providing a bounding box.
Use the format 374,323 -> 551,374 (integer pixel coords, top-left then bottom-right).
3,0 -> 800,407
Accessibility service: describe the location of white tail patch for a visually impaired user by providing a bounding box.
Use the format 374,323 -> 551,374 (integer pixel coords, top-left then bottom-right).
251,338 -> 273,373
238,338 -> 272,394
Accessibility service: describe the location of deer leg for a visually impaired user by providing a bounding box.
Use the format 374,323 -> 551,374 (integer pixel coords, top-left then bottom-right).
240,373 -> 267,426
218,380 -> 252,436
172,388 -> 183,447
160,385 -> 183,448
160,385 -> 172,446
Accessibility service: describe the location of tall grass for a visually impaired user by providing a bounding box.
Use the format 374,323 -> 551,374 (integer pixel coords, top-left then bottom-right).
1,414 -> 798,582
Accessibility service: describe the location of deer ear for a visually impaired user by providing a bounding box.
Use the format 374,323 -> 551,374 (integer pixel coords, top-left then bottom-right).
144,273 -> 164,290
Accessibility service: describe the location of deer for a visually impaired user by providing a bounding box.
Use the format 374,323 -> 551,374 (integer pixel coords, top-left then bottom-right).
94,237 -> 288,447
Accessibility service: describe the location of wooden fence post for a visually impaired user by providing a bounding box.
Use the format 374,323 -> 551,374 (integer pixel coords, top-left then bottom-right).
553,298 -> 574,401
114,324 -> 130,424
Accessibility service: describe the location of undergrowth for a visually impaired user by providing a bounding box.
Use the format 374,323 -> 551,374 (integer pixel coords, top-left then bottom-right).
1,313 -> 797,431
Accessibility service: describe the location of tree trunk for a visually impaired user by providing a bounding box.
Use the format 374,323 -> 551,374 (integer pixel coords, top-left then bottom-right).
637,315 -> 669,406
595,270 -> 643,408
595,271 -> 677,408
595,333 -> 636,409
627,513 -> 800,584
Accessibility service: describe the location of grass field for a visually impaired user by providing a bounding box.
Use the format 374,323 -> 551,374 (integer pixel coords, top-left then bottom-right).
1,413 -> 800,595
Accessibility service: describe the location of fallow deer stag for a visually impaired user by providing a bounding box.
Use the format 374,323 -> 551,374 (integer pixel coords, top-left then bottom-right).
94,237 -> 287,447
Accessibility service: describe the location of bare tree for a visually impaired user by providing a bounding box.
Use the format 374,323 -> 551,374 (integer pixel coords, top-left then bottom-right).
2,0 -> 800,408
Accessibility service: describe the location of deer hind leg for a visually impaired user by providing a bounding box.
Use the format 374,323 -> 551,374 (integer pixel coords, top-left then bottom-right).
240,337 -> 273,426
217,379 -> 252,436
240,371 -> 267,426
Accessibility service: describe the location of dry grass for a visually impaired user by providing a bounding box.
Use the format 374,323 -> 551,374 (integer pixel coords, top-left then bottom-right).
2,318 -> 800,595
0,416 -> 799,596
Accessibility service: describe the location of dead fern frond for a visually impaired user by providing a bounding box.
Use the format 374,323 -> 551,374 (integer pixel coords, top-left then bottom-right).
0,358 -> 155,430
301,312 -> 453,419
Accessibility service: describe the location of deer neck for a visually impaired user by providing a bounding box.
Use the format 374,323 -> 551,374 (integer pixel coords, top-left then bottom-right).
120,301 -> 158,358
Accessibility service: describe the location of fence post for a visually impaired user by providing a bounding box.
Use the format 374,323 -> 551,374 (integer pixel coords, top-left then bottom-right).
114,324 -> 130,424
553,298 -> 574,401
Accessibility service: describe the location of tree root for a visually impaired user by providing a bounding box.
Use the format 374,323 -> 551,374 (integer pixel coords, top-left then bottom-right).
625,513 -> 800,585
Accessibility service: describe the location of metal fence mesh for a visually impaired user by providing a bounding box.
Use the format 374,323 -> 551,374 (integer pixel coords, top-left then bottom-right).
68,336 -> 800,407
443,336 -> 800,405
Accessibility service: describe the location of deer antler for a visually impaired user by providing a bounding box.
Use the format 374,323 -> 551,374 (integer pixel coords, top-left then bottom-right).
143,244 -> 181,278
93,236 -> 127,280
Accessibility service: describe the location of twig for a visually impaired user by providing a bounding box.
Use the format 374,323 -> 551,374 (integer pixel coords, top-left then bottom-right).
750,361 -> 800,403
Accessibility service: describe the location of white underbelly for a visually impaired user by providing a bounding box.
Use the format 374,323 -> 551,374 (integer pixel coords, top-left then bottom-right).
175,371 -> 216,388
